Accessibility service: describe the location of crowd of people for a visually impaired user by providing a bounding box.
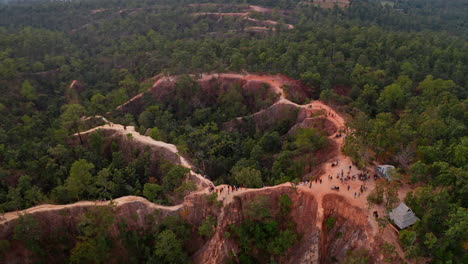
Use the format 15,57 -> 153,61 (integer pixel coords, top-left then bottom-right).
204,162 -> 374,201
208,184 -> 244,195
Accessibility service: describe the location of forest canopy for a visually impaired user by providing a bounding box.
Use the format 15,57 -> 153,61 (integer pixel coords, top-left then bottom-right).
0,0 -> 466,263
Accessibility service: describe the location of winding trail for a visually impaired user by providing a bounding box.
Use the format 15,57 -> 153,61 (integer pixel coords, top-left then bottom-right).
76,118 -> 214,189
0,196 -> 183,224
1,73 -> 410,249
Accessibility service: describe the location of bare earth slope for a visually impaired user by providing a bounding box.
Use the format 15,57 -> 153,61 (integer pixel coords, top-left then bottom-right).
0,73 -> 409,263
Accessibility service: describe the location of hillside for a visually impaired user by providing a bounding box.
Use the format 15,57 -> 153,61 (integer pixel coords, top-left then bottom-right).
0,0 -> 466,263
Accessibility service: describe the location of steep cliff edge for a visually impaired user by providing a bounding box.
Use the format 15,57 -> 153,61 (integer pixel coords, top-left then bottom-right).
0,73 -> 408,263
71,122 -> 213,192
320,194 -> 375,263
0,196 -> 182,263
0,184 -> 402,263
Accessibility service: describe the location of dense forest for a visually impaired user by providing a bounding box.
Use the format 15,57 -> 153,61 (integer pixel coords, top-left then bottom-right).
0,0 -> 466,263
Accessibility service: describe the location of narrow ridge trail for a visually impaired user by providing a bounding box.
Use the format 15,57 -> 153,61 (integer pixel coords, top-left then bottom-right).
1,73 -> 389,238
0,196 -> 183,225
76,118 -> 214,189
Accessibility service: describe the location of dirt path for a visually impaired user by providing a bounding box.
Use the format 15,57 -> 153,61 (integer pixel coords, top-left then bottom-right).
116,73 -> 293,113
116,75 -> 175,111
192,12 -> 294,30
0,196 -> 182,225
213,98 -> 373,230
4,73 -> 411,252
187,4 -> 276,14
77,117 -> 214,189
192,12 -> 248,17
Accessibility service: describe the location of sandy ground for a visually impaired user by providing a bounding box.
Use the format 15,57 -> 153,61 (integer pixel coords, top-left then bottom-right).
0,196 -> 182,224
192,10 -> 294,29
245,26 -> 273,32
209,97 -> 375,231
192,12 -> 248,17
3,73 -> 412,255
187,4 -> 275,14
245,18 -> 295,29
77,118 -> 214,189
116,75 -> 176,111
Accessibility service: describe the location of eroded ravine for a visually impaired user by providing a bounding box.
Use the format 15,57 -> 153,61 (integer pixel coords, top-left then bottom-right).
0,73 -> 404,263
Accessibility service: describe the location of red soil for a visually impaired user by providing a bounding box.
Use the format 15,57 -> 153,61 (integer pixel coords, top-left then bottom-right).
1,72 -> 412,263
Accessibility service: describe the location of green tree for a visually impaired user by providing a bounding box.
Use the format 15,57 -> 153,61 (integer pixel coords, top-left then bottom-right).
377,83 -> 407,112
89,131 -> 104,154
14,214 -> 43,256
64,159 -> 95,200
93,168 -> 115,200
70,206 -> 115,264
154,230 -> 188,264
267,229 -> 297,256
59,104 -> 85,137
198,215 -> 217,238
119,74 -> 139,96
417,75 -> 456,100
367,180 -> 385,205
20,80 -> 37,101
150,127 -> 165,141
279,194 -> 293,217
243,195 -> 271,221
162,166 -> 189,192
90,93 -> 106,114
399,229 -> 418,258
143,183 -> 162,202
293,128 -> 328,153
232,167 -> 263,188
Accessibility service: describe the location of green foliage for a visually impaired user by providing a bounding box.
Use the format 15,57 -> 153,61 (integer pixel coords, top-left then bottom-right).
293,128 -> 328,153
175,180 -> 197,197
399,229 -> 418,258
154,230 -> 189,264
243,195 -> 271,221
90,93 -> 107,114
1,175 -> 45,211
198,215 -> 217,238
70,206 -> 115,264
377,83 -> 407,112
230,194 -> 299,262
367,180 -> 385,206
63,159 -> 95,201
267,229 -> 298,256
14,214 -> 43,256
20,80 -> 37,101
162,165 -> 190,193
89,131 -> 104,154
0,0 -> 466,262
232,167 -> 263,188
343,248 -> 370,264
381,242 -> 399,263
324,216 -> 336,230
59,104 -> 86,134
279,194 -> 293,217
149,127 -> 165,141
143,183 -> 162,202
404,187 -> 467,262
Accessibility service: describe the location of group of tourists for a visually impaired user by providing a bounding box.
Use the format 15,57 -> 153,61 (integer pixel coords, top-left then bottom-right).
205,160 -> 373,201
296,179 -> 320,189
208,184 -> 243,195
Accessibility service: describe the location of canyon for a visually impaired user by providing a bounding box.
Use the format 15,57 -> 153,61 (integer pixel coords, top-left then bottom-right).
0,73 -> 407,263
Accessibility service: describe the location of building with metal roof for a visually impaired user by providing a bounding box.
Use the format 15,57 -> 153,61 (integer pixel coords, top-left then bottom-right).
375,165 -> 396,180
389,202 -> 420,229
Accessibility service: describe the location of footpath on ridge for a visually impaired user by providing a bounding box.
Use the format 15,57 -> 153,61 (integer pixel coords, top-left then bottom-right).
0,74 -> 409,236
